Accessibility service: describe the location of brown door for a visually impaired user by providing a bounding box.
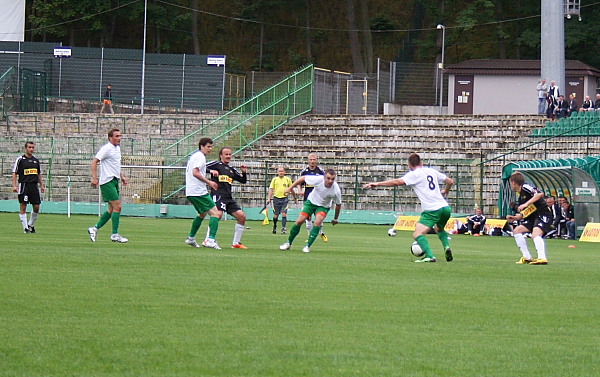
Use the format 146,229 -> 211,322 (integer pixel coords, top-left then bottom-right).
454,75 -> 474,114
565,76 -> 585,107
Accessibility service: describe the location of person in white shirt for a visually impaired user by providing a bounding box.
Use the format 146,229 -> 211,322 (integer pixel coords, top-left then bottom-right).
184,137 -> 222,249
88,128 -> 129,243
279,169 -> 342,253
364,153 -> 454,263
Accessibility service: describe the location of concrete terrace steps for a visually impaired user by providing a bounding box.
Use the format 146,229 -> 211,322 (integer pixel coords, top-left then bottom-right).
3,112 -> 219,137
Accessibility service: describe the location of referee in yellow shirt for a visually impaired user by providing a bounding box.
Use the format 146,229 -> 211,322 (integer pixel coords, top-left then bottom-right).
266,167 -> 298,234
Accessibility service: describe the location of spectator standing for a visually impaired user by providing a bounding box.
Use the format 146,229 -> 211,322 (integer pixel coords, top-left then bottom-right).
267,167 -> 298,235
547,80 -> 559,101
12,141 -> 45,233
100,84 -> 115,114
537,79 -> 548,115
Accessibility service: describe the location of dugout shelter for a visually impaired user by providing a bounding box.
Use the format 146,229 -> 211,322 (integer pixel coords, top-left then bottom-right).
499,156 -> 600,237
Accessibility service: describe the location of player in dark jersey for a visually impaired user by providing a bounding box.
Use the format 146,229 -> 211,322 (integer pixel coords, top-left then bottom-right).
205,147 -> 249,249
12,141 -> 45,233
299,153 -> 328,242
506,172 -> 551,265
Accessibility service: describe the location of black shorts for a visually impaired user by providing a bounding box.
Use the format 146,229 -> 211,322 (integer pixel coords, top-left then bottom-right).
272,197 -> 289,215
17,183 -> 41,205
521,213 -> 552,234
212,195 -> 242,215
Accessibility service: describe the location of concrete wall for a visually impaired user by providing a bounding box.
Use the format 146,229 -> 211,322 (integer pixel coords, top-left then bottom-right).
448,74 -> 599,115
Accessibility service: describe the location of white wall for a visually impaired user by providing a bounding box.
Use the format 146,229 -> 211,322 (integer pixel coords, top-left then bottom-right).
461,75 -> 540,115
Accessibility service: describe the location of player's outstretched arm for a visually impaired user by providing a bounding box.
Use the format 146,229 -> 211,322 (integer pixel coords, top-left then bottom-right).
363,178 -> 405,189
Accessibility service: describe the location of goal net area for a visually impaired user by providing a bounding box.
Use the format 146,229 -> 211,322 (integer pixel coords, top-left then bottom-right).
120,165 -> 186,205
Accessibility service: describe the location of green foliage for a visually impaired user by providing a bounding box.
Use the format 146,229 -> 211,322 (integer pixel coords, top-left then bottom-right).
22,0 -> 600,71
1,213 -> 599,376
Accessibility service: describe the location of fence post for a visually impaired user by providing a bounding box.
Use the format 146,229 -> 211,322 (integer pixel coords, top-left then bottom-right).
354,164 -> 358,210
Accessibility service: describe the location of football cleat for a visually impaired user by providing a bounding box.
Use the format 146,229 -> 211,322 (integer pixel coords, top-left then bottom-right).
202,239 -> 221,250
232,243 -> 248,249
272,227 -> 277,234
415,257 -> 437,263
185,237 -> 201,248
302,245 -> 311,253
529,258 -> 548,265
515,257 -> 533,264
279,242 -> 291,251
23,228 -> 31,234
110,234 -> 128,243
320,233 -> 328,242
445,247 -> 453,262
88,226 -> 98,242
281,227 -> 287,235
28,226 -> 36,234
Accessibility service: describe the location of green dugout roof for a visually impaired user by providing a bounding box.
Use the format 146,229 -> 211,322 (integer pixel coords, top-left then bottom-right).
499,156 -> 600,235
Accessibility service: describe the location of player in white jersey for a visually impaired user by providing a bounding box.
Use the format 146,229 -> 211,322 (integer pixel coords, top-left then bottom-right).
279,169 -> 342,253
88,128 -> 129,243
364,153 -> 454,263
184,137 -> 222,249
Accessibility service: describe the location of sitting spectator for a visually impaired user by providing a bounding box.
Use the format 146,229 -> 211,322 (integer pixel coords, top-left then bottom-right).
568,93 -> 578,116
466,207 -> 487,236
560,199 -> 576,240
451,219 -> 468,235
595,94 -> 600,111
555,95 -> 569,118
580,95 -> 593,111
545,196 -> 563,238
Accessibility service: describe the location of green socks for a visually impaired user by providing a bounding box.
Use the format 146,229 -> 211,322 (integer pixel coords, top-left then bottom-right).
416,235 -> 435,259
95,211 -> 112,229
307,226 -> 321,247
111,212 -> 121,234
189,216 -> 203,238
437,230 -> 451,250
208,217 -> 219,239
288,224 -> 301,244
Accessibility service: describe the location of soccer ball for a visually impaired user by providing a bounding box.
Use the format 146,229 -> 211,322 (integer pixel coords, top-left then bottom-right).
411,241 -> 425,257
387,228 -> 397,237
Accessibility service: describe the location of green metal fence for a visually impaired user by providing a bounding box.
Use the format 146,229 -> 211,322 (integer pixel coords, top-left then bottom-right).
164,64 -> 314,167
0,67 -> 19,117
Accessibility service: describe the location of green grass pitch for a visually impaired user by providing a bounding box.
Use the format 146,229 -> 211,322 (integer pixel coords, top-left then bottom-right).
1,213 -> 599,376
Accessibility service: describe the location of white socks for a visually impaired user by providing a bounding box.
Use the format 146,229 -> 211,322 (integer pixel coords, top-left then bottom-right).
533,236 -> 547,260
305,219 -> 313,232
514,233 -> 532,260
28,211 -> 38,227
19,213 -> 28,230
233,223 -> 245,245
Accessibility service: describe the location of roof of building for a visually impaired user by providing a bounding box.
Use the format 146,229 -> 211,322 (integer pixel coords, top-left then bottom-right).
445,59 -> 600,77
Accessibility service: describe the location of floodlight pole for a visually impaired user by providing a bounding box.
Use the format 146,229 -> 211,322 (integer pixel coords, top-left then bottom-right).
140,0 -> 148,115
437,24 -> 446,115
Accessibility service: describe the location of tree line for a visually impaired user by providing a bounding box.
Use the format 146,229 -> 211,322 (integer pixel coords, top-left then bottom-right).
24,0 -> 600,73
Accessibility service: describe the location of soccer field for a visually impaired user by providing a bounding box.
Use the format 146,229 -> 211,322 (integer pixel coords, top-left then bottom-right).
1,213 -> 598,377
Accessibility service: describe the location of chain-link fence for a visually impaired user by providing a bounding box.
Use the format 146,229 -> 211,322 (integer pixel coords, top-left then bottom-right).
0,41 -> 225,113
